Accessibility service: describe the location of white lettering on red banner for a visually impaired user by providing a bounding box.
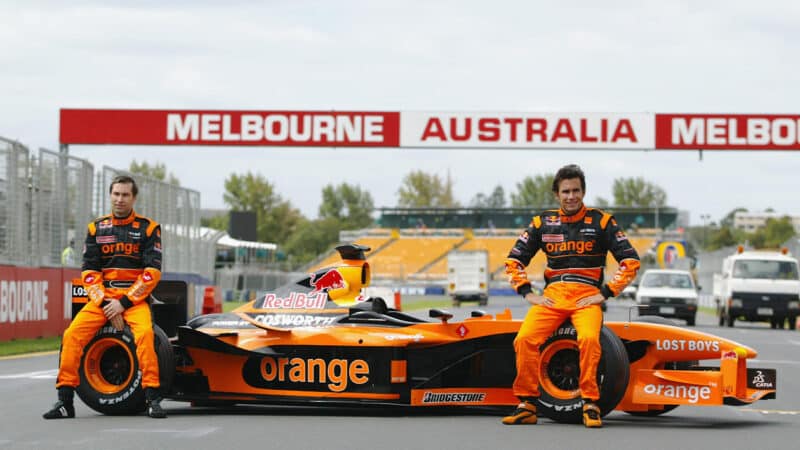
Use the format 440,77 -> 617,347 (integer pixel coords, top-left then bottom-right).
166,113 -> 388,144
57,108 -> 800,151
655,114 -> 800,150
0,280 -> 49,323
400,112 -> 653,149
59,109 -> 400,146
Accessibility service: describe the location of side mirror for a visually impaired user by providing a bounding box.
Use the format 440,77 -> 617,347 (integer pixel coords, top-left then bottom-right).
429,308 -> 453,324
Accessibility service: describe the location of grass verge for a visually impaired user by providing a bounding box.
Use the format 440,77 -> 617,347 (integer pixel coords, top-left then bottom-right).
0,336 -> 61,358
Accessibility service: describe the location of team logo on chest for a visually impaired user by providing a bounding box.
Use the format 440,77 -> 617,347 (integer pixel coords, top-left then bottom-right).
96,235 -> 116,244
545,216 -> 561,226
542,234 -> 564,243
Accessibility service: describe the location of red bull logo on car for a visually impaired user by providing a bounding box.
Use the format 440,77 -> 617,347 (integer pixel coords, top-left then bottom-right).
310,269 -> 345,292
262,292 -> 327,309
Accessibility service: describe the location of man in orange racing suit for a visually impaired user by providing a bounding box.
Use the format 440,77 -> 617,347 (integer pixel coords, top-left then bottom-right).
44,175 -> 166,419
501,164 -> 639,428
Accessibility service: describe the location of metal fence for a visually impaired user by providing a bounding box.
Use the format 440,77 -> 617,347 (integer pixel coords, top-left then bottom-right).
0,136 -> 214,282
95,166 -> 215,280
0,138 -> 30,265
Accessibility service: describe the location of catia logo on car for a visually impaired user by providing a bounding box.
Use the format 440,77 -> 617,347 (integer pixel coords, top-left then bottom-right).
751,371 -> 775,389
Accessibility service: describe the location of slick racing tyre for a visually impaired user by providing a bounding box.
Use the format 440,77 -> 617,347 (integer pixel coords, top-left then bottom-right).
76,324 -> 174,415
535,321 -> 629,424
623,315 -> 697,417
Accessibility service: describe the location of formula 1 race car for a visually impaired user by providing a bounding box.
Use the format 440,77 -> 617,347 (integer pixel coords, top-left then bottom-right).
71,244 -> 777,423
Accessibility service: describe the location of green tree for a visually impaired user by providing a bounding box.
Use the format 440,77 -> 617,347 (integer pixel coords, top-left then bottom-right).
283,217 -> 341,265
318,183 -> 375,229
397,170 -> 460,207
223,172 -> 304,245
594,196 -> 610,208
201,214 -> 228,231
720,207 -> 748,228
470,185 -> 506,208
750,216 -> 796,249
612,177 -> 667,207
706,227 -> 738,250
129,160 -> 180,185
510,173 -> 556,208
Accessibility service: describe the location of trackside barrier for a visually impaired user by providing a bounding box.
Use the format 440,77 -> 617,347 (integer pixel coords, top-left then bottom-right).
0,265 -> 79,341
202,286 -> 222,314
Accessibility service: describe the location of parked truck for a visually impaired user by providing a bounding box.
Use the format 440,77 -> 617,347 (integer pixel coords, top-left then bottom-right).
713,246 -> 800,329
447,249 -> 489,307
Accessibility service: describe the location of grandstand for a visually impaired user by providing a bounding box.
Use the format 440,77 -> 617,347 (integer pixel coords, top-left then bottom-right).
309,227 -> 657,284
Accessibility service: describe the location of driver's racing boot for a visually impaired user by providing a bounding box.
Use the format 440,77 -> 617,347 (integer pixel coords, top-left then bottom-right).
501,400 -> 537,425
582,401 -> 602,428
43,386 -> 75,419
145,387 -> 167,419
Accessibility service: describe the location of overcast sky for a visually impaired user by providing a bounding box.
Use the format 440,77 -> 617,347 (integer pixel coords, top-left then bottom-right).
3,0 -> 800,226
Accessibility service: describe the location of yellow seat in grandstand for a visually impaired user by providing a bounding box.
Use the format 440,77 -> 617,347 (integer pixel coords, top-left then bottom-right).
369,237 -> 462,279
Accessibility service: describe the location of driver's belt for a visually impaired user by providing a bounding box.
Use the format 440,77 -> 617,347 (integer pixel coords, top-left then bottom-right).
545,274 -> 601,288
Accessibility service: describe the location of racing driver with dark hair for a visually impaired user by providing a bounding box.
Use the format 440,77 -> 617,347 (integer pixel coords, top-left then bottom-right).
44,175 -> 166,419
502,164 -> 640,428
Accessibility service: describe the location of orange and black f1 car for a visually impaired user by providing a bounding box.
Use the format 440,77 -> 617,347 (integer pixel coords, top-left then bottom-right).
71,244 -> 776,423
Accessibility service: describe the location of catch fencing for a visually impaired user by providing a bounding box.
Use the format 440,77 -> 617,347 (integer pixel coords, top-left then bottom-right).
0,136 -> 214,281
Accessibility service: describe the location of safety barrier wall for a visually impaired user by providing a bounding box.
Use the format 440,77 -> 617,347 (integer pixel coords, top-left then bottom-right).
0,265 -> 78,341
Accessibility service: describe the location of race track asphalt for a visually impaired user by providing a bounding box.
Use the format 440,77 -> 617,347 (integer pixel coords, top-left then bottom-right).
1,297 -> 798,450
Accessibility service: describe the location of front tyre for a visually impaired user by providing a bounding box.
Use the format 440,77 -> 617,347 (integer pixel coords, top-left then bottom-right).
76,324 -> 174,415
535,322 -> 630,424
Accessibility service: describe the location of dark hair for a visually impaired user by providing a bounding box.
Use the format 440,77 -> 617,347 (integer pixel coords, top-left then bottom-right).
109,175 -> 138,196
551,164 -> 586,193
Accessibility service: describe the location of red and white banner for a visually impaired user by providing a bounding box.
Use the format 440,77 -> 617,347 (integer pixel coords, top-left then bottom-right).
400,112 -> 653,149
60,109 -> 800,151
0,266 -> 78,341
60,109 -> 401,147
655,114 -> 800,150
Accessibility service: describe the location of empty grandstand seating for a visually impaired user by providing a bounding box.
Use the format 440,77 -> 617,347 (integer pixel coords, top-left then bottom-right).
308,229 -> 657,283
308,235 -> 394,272
370,235 -> 464,279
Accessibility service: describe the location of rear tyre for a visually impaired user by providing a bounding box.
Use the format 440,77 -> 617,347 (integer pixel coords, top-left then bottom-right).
686,315 -> 696,326
535,322 -> 629,424
77,324 -> 174,415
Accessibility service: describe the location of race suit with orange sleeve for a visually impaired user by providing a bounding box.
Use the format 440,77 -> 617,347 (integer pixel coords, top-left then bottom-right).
504,205 -> 640,401
57,210 -> 163,389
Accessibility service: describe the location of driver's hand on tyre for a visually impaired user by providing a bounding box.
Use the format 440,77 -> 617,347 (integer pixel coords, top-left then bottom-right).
110,314 -> 125,331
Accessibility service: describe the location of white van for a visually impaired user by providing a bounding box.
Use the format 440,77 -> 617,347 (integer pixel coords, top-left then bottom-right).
713,247 -> 800,329
447,250 -> 489,307
635,269 -> 699,326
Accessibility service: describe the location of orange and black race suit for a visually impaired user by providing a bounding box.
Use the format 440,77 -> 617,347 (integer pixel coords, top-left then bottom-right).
57,210 -> 163,389
505,205 -> 640,401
